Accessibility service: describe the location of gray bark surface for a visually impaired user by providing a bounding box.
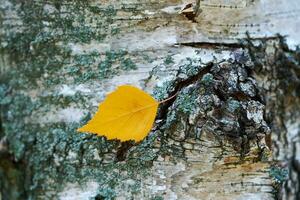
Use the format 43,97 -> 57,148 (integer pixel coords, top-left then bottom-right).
0,0 -> 299,200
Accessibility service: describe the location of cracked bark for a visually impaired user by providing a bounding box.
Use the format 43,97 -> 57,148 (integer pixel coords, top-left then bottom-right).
0,0 -> 300,200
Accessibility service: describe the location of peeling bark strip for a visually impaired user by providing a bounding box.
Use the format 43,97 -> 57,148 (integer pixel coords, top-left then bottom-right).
0,0 -> 300,200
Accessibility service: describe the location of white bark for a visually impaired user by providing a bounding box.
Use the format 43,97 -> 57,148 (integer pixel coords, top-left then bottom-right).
0,0 -> 299,200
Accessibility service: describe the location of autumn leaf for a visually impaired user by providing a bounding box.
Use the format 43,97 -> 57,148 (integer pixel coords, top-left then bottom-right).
77,85 -> 160,142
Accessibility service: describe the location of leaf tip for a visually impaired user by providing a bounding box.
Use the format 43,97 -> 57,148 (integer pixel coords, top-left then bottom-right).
77,126 -> 86,133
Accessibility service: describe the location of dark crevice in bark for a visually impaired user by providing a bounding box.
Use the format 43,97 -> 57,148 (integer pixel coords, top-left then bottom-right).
180,1 -> 203,22
155,59 -> 265,160
94,194 -> 106,200
157,62 -> 214,121
0,115 -> 3,139
175,34 -> 283,50
115,141 -> 135,162
180,3 -> 197,22
0,106 -> 28,200
174,42 -> 244,49
0,147 -> 27,200
155,38 -> 286,162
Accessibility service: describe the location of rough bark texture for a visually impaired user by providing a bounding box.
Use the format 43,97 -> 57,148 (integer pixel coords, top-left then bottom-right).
0,0 -> 299,200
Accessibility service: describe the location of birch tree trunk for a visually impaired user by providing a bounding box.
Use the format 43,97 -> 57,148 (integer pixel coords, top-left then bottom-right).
0,0 -> 299,200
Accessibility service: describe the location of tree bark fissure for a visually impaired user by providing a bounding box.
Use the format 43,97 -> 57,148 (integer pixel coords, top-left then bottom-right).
0,0 -> 300,200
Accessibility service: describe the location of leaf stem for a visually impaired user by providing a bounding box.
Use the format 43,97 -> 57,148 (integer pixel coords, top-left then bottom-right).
159,93 -> 178,104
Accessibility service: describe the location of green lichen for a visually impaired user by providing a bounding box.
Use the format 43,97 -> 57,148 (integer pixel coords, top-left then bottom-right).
152,80 -> 175,101
163,86 -> 200,131
0,1 -> 144,199
94,188 -> 116,200
125,133 -> 159,173
176,89 -> 199,115
0,1 -> 123,90
269,165 -> 288,184
121,57 -> 137,70
0,86 -> 158,199
97,50 -> 137,80
164,55 -> 174,65
111,27 -> 120,36
226,99 -> 241,113
151,196 -> 164,200
0,84 -> 11,106
142,53 -> 154,63
269,164 -> 289,199
178,57 -> 203,77
201,73 -> 214,85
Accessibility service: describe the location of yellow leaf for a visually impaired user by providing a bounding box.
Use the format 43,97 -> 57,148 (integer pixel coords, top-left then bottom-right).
77,85 -> 159,142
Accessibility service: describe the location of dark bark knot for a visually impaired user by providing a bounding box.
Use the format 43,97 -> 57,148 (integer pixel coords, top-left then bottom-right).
153,49 -> 270,158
